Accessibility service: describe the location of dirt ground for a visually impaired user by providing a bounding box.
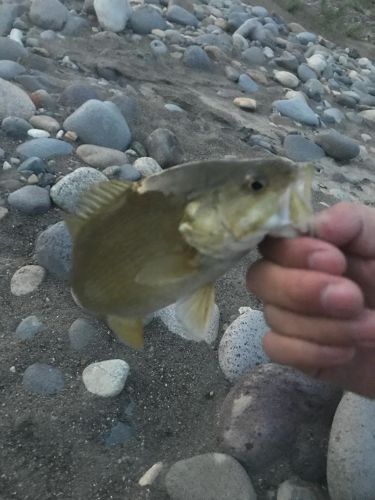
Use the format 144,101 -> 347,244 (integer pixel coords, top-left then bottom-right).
0,1 -> 374,499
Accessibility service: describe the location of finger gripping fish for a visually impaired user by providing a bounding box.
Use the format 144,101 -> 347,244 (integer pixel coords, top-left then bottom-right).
65,157 -> 313,348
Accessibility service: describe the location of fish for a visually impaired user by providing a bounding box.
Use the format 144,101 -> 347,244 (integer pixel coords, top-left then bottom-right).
65,156 -> 313,349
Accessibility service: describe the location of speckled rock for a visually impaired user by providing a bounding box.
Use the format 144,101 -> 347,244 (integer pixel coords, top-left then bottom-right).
15,315 -> 45,341
76,145 -> 128,168
23,363 -> 64,395
0,78 -> 36,121
10,265 -> 46,296
34,221 -> 72,281
16,138 -> 73,160
29,0 -> 69,31
82,359 -> 130,397
8,186 -> 51,215
133,157 -> 162,176
94,0 -> 132,32
146,128 -> 183,168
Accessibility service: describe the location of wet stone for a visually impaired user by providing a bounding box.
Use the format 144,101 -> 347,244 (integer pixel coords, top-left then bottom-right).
10,265 -> 46,296
68,318 -> 101,351
146,128 -> 183,168
34,221 -> 72,281
2,116 -> 31,139
16,139 -> 73,160
23,363 -> 65,395
15,315 -> 45,341
103,421 -> 135,447
8,186 -> 51,215
284,134 -> 326,162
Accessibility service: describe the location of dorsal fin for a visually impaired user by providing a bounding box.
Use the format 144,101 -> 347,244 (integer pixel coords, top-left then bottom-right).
64,180 -> 133,239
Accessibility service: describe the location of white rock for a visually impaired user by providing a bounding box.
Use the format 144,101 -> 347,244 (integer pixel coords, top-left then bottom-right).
156,302 -> 220,345
82,359 -> 129,397
9,29 -> 24,46
232,33 -> 248,51
138,462 -> 164,486
27,128 -> 51,139
306,54 -> 327,74
361,133 -> 372,143
358,57 -> 371,68
360,109 -> 375,126
274,70 -> 300,89
133,157 -> 162,177
327,392 -> 375,499
219,307 -> 270,382
10,265 -> 46,296
94,0 -> 132,32
0,207 -> 9,221
263,47 -> 274,58
285,90 -> 306,101
3,161 -> 11,170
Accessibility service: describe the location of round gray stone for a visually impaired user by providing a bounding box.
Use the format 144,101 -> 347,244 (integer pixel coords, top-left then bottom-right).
16,139 -> 73,160
273,97 -> 319,126
29,0 -> 69,31
2,116 -> 31,139
0,60 -> 25,80
15,315 -> 45,341
60,83 -> 102,109
242,46 -> 266,66
34,221 -> 72,280
133,157 -> 162,176
23,363 -> 64,395
130,6 -> 167,34
165,453 -> 256,500
284,134 -> 325,162
50,167 -> 107,213
8,186 -> 51,215
76,144 -> 128,168
238,73 -> 258,93
315,130 -> 360,161
69,318 -> 100,351
146,128 -> 183,168
297,63 -> 317,82
0,78 -> 36,121
63,99 -> 131,150
322,108 -> 345,125
94,0 -> 132,32
304,79 -> 325,101
166,5 -> 199,27
0,37 -> 27,61
150,39 -> 168,56
183,45 -> 213,71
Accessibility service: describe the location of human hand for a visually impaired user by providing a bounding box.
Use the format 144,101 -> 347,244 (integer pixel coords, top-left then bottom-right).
246,202 -> 375,398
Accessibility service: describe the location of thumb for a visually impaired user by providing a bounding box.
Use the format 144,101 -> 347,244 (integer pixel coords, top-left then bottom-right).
313,203 -> 375,258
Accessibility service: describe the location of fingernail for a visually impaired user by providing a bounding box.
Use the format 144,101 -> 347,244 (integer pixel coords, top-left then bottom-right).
321,283 -> 362,316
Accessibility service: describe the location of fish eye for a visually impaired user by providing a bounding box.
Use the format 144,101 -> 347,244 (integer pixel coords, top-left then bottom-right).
243,175 -> 266,192
251,180 -> 264,191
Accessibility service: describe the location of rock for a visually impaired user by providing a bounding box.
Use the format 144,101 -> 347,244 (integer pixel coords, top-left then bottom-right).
322,108 -> 345,125
273,97 -> 319,126
10,265 -> 46,296
8,186 -> 51,215
183,45 -> 213,71
150,39 -> 168,56
306,54 -> 326,75
0,78 -> 36,121
28,128 -> 50,139
60,83 -> 102,109
29,115 -> 60,134
82,359 -> 130,397
275,53 -> 299,72
233,34 -> 249,52
118,164 -> 142,181
360,109 -> 375,127
242,46 -> 266,66
297,63 -> 317,83
146,128 -> 183,168
31,89 -> 57,111
103,421 -> 135,446
165,453 -> 256,500
68,318 -> 101,351
15,315 -> 45,341
0,61 -> 25,80
166,5 -> 198,27
218,364 -> 340,479
94,0 -> 132,32
284,135 -> 325,162
304,79 -> 325,101
156,302 -> 219,344
0,37 -> 27,61
327,393 -> 375,500
139,462 -> 164,487
2,116 -> 31,139
274,70 -> 299,89
277,479 -> 324,500
63,100 -> 131,150
111,94 -> 138,125
252,6 -> 268,17
29,0 -> 69,31
16,139 -> 73,160
50,167 -> 107,213
23,363 -> 64,395
61,15 -> 90,36
233,97 -> 257,111
130,6 -> 167,34
133,157 -> 162,177
238,74 -> 258,93
218,308 -> 270,382
315,130 -> 360,161
296,32 -> 317,45
35,221 -> 72,280
0,207 -> 9,221
0,4 -> 19,37
76,145 -> 128,168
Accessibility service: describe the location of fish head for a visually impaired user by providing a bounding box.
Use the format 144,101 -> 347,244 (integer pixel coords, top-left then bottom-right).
179,158 -> 314,259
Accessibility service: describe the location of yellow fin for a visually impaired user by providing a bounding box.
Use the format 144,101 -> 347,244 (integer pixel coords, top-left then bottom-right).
64,213 -> 86,238
176,283 -> 215,339
107,315 -> 144,349
76,180 -> 133,220
135,253 -> 198,287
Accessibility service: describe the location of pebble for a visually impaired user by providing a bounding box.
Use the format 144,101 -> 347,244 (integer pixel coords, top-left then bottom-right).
156,302 -> 219,344
133,157 -> 162,176
165,453 -> 256,500
10,28 -> 23,45
297,63 -> 317,82
76,144 -> 128,168
118,164 -> 142,181
252,6 -> 268,17
29,0 -> 69,31
103,421 -> 135,446
17,138 -> 73,160
62,15 -> 90,37
327,392 -> 375,500
0,37 -> 27,61
68,318 -> 101,351
275,53 -> 299,73
139,462 -> 164,487
2,116 -> 31,139
29,115 -> 60,134
277,479 -> 324,500
242,46 -> 266,66
0,4 -> 19,37
23,363 -> 64,395
218,308 -> 270,382
17,157 -> 47,175
167,5 -> 199,27
238,74 -> 258,93
130,6 -> 167,34
34,221 -> 72,281
150,39 -> 168,56
306,54 -> 327,75
59,83 -> 102,109
165,103 -> 184,112
50,167 -> 107,213
146,128 -> 183,168
296,31 -> 318,45
15,315 -> 45,341
63,100 -> 131,150
304,79 -> 325,101
111,94 -> 138,125
0,207 -> 9,221
233,97 -> 257,111
273,97 -> 320,126
315,130 -> 360,161
94,0 -> 132,32
218,364 -> 340,477
82,359 -> 130,397
27,129 -> 51,139
284,134 -> 326,162
8,186 -> 51,215
359,109 -> 375,127
322,108 -> 345,125
0,78 -> 36,121
183,45 -> 213,71
273,70 -> 299,89
10,265 -> 46,296
0,61 -> 25,80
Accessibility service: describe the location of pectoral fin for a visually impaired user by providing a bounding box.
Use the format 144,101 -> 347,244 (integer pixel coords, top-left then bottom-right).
176,283 -> 215,339
135,253 -> 198,287
107,315 -> 144,349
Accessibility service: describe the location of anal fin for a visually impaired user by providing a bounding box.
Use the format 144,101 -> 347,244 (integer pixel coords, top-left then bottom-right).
107,315 -> 144,349
176,283 -> 215,340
